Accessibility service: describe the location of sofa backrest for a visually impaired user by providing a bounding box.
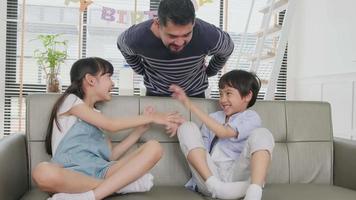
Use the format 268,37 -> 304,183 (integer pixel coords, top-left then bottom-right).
26,94 -> 333,187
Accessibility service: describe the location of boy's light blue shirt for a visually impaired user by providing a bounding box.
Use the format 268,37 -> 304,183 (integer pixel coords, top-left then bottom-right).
201,109 -> 262,160
185,109 -> 261,190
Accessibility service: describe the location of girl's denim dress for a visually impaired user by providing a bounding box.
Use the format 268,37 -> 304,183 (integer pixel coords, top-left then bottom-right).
52,120 -> 114,179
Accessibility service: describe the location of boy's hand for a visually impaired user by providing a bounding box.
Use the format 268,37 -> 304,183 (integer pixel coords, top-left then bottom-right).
169,85 -> 190,107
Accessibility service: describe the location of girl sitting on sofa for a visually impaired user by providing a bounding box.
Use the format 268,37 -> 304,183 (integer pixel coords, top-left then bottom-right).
32,57 -> 181,200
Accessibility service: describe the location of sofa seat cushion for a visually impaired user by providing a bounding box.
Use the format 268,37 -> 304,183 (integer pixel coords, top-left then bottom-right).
262,184 -> 356,200
21,186 -> 206,200
106,186 -> 206,200
21,184 -> 356,200
20,188 -> 49,200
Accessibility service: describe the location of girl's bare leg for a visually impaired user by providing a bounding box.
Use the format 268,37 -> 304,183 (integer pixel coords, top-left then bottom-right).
93,140 -> 163,199
32,162 -> 102,193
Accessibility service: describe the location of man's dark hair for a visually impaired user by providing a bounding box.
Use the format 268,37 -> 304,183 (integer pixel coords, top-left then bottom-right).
219,70 -> 261,108
158,0 -> 196,26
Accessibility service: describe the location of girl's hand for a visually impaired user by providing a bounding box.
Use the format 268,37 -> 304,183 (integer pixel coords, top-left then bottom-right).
144,106 -> 155,115
165,115 -> 186,137
144,106 -> 186,137
150,110 -> 184,128
134,106 -> 155,135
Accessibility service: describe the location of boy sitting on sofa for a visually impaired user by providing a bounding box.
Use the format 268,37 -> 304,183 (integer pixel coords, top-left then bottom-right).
169,70 -> 275,200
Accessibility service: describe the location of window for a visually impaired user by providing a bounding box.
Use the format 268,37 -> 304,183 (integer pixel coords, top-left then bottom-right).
3,0 -> 287,135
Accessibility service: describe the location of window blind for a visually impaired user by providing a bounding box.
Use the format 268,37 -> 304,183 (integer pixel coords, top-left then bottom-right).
0,0 -> 6,137
5,0 -> 21,135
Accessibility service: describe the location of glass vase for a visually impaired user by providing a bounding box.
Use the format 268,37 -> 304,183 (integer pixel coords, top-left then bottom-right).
46,72 -> 62,93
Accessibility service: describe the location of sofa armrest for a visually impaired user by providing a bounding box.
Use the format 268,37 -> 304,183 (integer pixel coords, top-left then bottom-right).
0,134 -> 29,200
333,137 -> 356,190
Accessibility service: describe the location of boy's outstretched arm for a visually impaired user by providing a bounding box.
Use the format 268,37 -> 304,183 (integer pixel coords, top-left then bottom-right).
169,85 -> 237,139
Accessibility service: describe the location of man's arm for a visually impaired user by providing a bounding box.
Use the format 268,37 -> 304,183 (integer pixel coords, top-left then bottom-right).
117,30 -> 145,75
206,30 -> 234,77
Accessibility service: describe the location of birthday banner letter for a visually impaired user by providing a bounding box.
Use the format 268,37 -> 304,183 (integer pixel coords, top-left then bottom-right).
101,7 -> 157,25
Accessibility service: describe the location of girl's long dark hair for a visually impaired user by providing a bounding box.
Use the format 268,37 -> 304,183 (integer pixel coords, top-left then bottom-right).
45,57 -> 113,155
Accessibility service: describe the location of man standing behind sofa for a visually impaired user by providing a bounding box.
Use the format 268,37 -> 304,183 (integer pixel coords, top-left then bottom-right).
117,0 -> 234,98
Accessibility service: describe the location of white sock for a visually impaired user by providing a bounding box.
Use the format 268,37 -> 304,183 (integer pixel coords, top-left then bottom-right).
205,176 -> 249,199
243,184 -> 263,200
116,173 -> 154,194
49,190 -> 95,200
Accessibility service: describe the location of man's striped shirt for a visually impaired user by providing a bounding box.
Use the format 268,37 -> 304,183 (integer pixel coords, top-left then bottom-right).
117,18 -> 234,96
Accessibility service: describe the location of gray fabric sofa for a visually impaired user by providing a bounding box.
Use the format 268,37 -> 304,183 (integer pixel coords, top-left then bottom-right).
1,94 -> 356,200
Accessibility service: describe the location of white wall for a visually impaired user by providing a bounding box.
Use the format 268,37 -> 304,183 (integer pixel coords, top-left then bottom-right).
288,0 -> 356,139
0,0 -> 6,138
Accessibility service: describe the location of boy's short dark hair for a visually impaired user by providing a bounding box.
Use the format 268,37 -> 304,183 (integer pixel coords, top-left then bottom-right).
219,70 -> 261,108
158,0 -> 196,26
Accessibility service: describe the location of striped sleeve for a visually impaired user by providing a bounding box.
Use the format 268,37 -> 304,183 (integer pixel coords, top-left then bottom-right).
206,30 -> 234,77
117,30 -> 145,75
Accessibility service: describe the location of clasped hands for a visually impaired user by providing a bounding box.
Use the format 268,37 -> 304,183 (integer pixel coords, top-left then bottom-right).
142,106 -> 185,138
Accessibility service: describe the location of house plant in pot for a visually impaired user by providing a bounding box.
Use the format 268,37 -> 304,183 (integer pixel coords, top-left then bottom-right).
34,34 -> 68,93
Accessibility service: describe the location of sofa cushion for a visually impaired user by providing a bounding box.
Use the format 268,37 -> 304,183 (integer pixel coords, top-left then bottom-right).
252,101 -> 287,142
107,186 -> 206,200
149,143 -> 191,186
97,96 -> 140,142
266,143 -> 289,183
21,187 -> 206,200
288,142 -> 332,183
26,94 -> 58,141
20,188 -> 49,200
0,134 -> 29,200
20,184 -> 356,200
262,184 -> 356,200
285,102 -> 332,142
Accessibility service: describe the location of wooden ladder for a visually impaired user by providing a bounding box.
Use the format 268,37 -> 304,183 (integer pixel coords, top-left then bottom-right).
237,0 -> 296,100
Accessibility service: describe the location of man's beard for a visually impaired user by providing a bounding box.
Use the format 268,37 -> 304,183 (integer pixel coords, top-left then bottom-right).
168,45 -> 185,54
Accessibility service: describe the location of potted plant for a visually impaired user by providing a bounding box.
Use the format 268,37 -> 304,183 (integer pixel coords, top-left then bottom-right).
34,34 -> 68,93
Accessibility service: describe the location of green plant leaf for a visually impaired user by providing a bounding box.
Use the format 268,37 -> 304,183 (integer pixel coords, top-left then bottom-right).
33,34 -> 68,73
